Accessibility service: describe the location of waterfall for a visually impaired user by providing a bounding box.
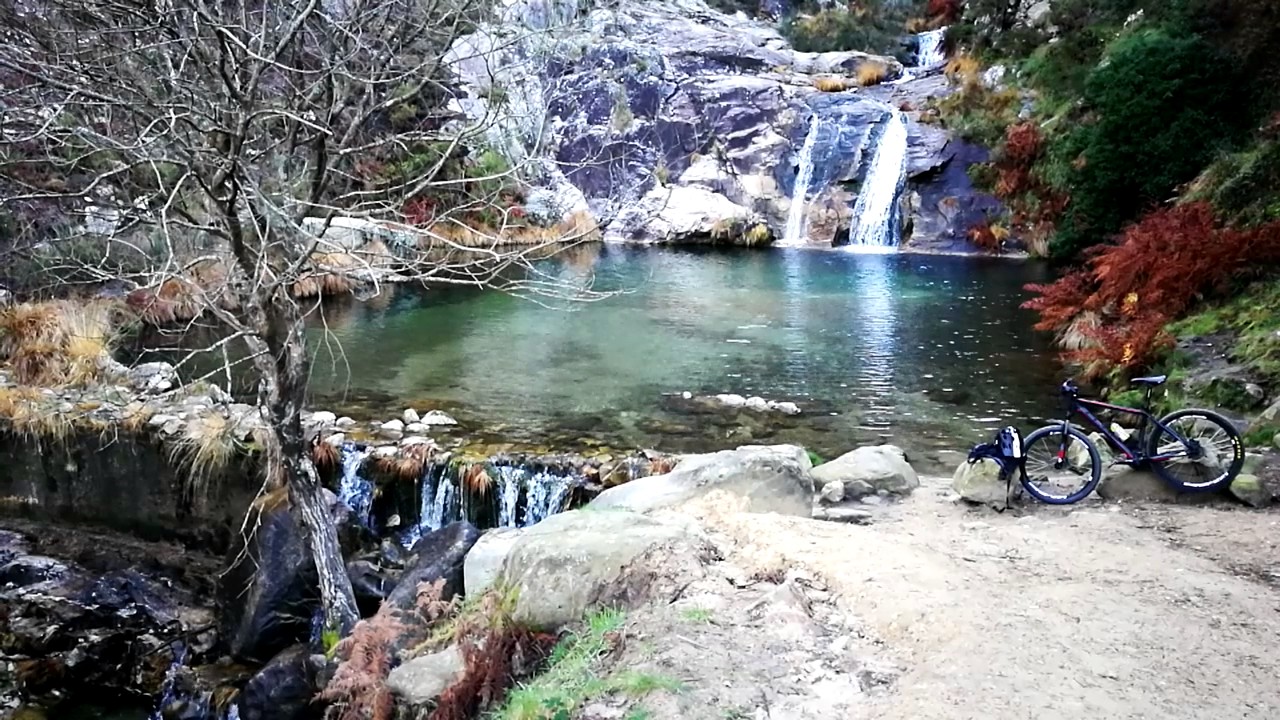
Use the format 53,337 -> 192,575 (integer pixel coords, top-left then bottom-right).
496,466 -> 523,527
847,110 -> 909,248
337,443 -> 374,528
147,643 -> 187,720
779,116 -> 823,247
915,28 -> 947,69
424,477 -> 456,531
524,470 -> 572,525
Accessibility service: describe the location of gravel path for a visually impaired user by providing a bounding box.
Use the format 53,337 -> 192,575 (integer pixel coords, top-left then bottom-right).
686,477 -> 1280,720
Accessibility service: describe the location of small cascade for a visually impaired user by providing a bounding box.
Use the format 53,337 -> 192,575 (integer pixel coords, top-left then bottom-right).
496,465 -> 523,527
847,110 -> 909,248
424,477 -> 457,531
779,116 -> 823,247
524,470 -> 572,525
337,443 -> 374,527
915,28 -> 947,70
147,642 -> 187,720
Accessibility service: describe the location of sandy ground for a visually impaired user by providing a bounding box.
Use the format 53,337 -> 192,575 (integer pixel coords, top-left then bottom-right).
595,477 -> 1280,720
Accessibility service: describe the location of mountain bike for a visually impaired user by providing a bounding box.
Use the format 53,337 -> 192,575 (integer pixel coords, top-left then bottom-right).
1018,376 -> 1245,505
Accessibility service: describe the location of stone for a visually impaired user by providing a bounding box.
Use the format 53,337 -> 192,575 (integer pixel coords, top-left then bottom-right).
952,457 -> 1017,509
1096,467 -> 1179,502
715,393 -> 747,408
347,559 -> 395,616
324,433 -> 345,446
818,480 -> 844,504
1274,432 -> 1280,452
812,507 -> 874,524
769,401 -> 801,415
235,645 -> 324,720
462,527 -> 526,596
127,361 -> 177,393
1228,473 -> 1270,508
309,411 -> 337,426
380,419 -> 405,433
812,445 -> 920,497
386,645 -> 466,706
589,444 -> 814,516
386,522 -> 482,611
403,408 -> 421,424
405,422 -> 427,434
497,509 -> 713,630
420,410 -> 459,426
606,185 -> 768,245
336,416 -> 356,427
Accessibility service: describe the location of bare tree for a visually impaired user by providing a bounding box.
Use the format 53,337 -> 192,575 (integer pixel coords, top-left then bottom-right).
0,0 -> 611,635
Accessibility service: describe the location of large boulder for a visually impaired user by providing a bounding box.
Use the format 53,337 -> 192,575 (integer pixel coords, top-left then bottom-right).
952,457 -> 1021,509
588,444 -> 814,516
496,509 -> 714,630
1228,473 -> 1271,508
384,521 -> 481,611
462,527 -> 525,597
217,488 -> 351,663
810,445 -> 919,499
606,185 -> 769,245
235,644 -> 326,720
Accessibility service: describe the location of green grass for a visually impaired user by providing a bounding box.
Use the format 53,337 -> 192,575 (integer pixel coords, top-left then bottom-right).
492,608 -> 682,720
1167,279 -> 1280,385
680,608 -> 713,624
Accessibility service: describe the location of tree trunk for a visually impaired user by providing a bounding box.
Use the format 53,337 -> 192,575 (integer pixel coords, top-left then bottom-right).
286,451 -> 360,636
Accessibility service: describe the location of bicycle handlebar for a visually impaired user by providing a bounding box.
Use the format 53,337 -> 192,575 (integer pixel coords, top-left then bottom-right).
1061,378 -> 1079,397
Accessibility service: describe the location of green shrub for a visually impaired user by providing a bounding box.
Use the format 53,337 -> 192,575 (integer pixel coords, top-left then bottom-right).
1048,29 -> 1246,259
781,2 -> 908,57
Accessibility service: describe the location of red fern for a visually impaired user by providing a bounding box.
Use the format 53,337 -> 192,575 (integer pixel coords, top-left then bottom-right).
319,605 -> 408,720
1022,202 -> 1280,376
926,0 -> 963,22
429,625 -> 557,720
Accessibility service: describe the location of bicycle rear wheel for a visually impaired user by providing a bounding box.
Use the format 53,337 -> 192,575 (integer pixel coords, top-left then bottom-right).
1146,408 -> 1244,492
1020,424 -> 1102,504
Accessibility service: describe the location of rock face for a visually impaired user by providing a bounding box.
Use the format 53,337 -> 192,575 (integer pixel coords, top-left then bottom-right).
442,0 -> 985,249
589,444 -> 814,516
811,445 -> 919,499
496,509 -> 714,629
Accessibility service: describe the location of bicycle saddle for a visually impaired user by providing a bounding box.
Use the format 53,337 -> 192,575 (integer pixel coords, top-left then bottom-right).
1130,375 -> 1167,386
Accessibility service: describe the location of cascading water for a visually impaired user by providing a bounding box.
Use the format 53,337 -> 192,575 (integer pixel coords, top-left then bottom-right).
779,116 -> 823,247
847,110 -> 909,248
496,465 -> 523,527
524,470 -> 572,524
147,643 -> 187,720
915,28 -> 947,69
424,478 -> 456,531
492,464 -> 578,527
337,443 -> 374,528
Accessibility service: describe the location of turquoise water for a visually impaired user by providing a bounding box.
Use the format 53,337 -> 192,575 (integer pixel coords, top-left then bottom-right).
302,246 -> 1066,471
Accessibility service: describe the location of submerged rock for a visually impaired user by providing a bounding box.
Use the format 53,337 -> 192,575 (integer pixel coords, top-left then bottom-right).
497,509 -> 714,630
589,444 -> 814,516
386,521 -> 481,611
810,445 -> 919,498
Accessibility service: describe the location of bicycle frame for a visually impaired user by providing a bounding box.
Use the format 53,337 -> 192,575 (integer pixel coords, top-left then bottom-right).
1057,396 -> 1196,466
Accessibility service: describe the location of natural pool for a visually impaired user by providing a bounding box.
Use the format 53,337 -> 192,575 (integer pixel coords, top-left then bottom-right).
298,245 -> 1066,472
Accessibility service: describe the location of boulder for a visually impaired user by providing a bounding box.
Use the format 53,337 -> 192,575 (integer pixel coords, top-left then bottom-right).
818,480 -> 844,505
236,644 -> 326,720
1096,467 -> 1180,502
588,444 -> 814,516
1228,473 -> 1271,508
218,489 -> 350,663
497,509 -> 713,630
462,527 -> 526,596
952,457 -> 1020,509
386,645 -> 467,707
607,185 -> 767,245
386,521 -> 481,611
421,410 -> 458,426
811,445 -> 919,498
347,559 -> 396,616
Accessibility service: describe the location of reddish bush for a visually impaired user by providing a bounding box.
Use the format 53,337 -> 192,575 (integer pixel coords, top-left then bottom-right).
428,625 -> 557,720
402,196 -> 437,227
966,218 -> 1010,253
319,605 -> 410,720
927,0 -> 963,22
1023,202 -> 1280,376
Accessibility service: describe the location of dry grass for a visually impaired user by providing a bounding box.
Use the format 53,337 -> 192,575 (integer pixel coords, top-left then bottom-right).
945,53 -> 983,91
292,251 -> 362,299
812,76 -> 853,93
461,463 -> 494,497
312,439 -> 341,475
418,210 -> 601,250
0,300 -> 120,387
168,412 -> 241,501
856,61 -> 890,87
373,442 -> 435,482
0,387 -> 76,444
742,223 -> 772,246
121,401 -> 155,433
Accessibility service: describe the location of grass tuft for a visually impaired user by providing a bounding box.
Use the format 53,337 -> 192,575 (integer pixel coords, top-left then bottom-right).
812,76 -> 852,92
0,300 -> 120,387
168,412 -> 241,501
855,61 -> 889,87
494,608 -> 682,720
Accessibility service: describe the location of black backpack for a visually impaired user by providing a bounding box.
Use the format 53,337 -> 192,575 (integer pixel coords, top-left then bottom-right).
966,425 -> 1025,510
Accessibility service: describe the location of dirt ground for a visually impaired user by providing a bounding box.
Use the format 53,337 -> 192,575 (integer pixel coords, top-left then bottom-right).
592,477 -> 1280,720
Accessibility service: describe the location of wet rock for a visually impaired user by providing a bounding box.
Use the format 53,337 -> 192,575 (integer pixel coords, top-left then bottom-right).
952,457 -> 1020,509
347,560 -> 396,616
420,411 -> 458,426
218,489 -> 349,663
236,644 -> 325,720
811,445 -> 919,498
0,533 -> 206,706
497,509 -> 714,630
387,522 -> 481,611
1228,473 -> 1270,508
462,527 -> 526,596
386,644 -> 466,706
589,444 -> 814,516
608,185 -> 767,244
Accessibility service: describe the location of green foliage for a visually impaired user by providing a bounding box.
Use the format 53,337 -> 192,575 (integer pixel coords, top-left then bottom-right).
806,449 -> 824,466
494,608 -> 682,720
1243,423 -> 1280,448
1170,279 -> 1280,385
1049,29 -> 1245,258
1186,135 -> 1280,228
781,2 -> 912,58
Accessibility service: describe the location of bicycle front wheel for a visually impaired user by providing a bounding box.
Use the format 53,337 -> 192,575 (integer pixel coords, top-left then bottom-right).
1146,408 -> 1244,492
1021,424 -> 1103,504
